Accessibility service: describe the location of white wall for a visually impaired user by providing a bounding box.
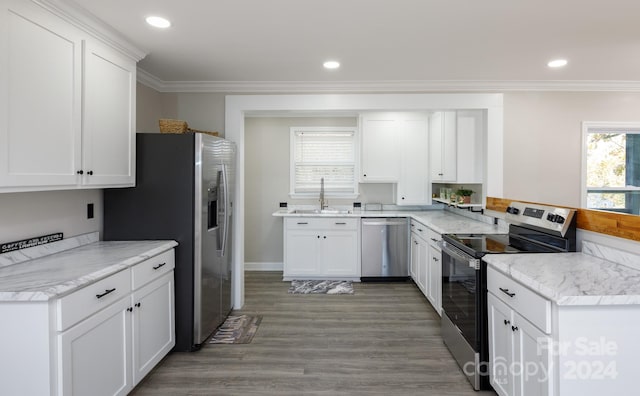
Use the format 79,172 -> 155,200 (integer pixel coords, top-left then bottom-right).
502,92 -> 640,207
0,189 -> 102,243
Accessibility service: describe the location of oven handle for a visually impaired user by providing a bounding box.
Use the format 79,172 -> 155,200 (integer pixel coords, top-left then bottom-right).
440,240 -> 480,270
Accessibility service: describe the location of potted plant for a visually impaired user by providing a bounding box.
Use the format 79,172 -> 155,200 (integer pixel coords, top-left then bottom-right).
455,188 -> 474,204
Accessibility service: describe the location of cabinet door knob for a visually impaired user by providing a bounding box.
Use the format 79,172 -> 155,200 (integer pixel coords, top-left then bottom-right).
87,170 -> 94,175
77,170 -> 84,175
511,325 -> 519,332
363,174 -> 367,177
127,307 -> 133,312
135,302 -> 141,308
323,236 -> 327,239
504,319 -> 510,325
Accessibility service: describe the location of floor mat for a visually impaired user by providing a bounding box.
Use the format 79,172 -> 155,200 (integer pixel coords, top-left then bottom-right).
288,280 -> 354,294
209,315 -> 262,344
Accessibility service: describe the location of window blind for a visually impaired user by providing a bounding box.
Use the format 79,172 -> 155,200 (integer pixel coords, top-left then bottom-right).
292,129 -> 357,194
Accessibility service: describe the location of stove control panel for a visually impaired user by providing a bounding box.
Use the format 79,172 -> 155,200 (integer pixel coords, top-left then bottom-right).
505,201 -> 575,236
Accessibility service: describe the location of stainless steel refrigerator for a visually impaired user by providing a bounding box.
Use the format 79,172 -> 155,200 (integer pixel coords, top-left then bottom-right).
104,133 -> 236,351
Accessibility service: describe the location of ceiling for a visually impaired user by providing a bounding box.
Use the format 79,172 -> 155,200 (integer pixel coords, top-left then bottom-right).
71,0 -> 640,91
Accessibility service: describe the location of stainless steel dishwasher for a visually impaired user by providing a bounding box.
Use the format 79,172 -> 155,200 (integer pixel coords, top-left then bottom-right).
361,217 -> 409,280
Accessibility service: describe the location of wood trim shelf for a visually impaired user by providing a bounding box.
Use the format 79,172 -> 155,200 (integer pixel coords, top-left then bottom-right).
486,196 -> 640,242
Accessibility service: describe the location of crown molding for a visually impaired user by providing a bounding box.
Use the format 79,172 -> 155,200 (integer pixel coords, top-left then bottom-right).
136,74 -> 640,94
35,0 -> 147,61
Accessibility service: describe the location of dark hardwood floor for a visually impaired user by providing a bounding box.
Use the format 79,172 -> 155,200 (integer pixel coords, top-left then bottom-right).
131,271 -> 496,395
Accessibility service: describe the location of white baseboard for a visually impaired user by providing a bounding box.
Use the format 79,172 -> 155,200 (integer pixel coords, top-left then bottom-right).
244,262 -> 283,271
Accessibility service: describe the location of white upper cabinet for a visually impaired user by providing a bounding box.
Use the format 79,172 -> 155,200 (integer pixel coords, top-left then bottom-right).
0,0 -> 83,188
0,0 -> 141,192
429,110 -> 484,184
396,113 -> 430,205
360,112 -> 430,204
429,111 -> 457,182
360,112 -> 400,182
82,40 -> 136,186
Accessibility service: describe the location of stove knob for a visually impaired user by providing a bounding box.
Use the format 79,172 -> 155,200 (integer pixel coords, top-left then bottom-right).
555,215 -> 565,224
506,206 -> 519,215
547,213 -> 557,222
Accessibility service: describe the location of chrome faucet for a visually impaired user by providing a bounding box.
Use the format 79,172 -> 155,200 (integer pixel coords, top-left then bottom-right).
319,177 -> 327,210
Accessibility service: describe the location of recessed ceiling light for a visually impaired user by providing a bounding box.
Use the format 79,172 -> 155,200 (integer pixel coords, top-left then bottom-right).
146,16 -> 171,29
547,59 -> 568,68
323,61 -> 340,69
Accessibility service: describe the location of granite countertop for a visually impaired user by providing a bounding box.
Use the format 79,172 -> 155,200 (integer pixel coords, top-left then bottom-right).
273,208 -> 504,235
0,235 -> 177,302
485,252 -> 640,306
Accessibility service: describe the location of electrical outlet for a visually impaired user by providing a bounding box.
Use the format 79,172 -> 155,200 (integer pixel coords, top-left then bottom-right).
87,203 -> 94,219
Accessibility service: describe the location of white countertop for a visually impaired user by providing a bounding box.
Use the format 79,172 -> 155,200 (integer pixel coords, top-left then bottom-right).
0,238 -> 177,302
273,209 -> 505,235
485,252 -> 640,306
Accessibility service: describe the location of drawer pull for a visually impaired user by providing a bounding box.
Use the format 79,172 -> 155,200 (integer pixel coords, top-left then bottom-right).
417,228 -> 424,232
297,222 -> 308,225
432,257 -> 439,262
499,287 -> 516,298
152,262 -> 166,270
504,319 -> 510,325
511,325 -> 519,332
430,238 -> 438,242
335,222 -> 347,225
96,288 -> 116,299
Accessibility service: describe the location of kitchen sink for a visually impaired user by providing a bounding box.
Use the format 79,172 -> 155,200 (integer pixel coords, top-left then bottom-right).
290,209 -> 352,215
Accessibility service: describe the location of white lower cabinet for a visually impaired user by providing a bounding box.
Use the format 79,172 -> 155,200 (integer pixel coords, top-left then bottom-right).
410,232 -> 428,293
0,248 -> 175,395
410,220 -> 442,315
488,293 -> 552,396
284,218 -> 359,279
426,242 -> 442,316
58,296 -> 132,396
487,265 -> 640,396
132,271 -> 175,384
59,250 -> 175,395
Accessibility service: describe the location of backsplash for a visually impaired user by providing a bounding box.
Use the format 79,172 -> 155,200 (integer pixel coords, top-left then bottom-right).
0,232 -> 99,269
582,240 -> 640,272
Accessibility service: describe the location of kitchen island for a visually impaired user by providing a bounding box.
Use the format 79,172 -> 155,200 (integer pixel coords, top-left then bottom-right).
484,242 -> 640,396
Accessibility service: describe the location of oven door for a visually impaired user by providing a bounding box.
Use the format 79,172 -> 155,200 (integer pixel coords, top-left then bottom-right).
441,241 -> 481,350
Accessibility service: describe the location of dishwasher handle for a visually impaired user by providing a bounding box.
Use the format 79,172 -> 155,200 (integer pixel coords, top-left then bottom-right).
362,219 -> 408,226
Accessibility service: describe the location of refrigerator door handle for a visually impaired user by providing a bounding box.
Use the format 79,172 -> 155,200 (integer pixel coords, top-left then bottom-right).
220,162 -> 229,257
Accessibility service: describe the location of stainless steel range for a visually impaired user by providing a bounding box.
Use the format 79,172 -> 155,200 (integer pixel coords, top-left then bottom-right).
440,201 -> 576,390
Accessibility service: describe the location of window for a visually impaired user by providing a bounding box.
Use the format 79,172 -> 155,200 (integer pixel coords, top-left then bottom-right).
290,127 -> 358,197
583,122 -> 640,215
